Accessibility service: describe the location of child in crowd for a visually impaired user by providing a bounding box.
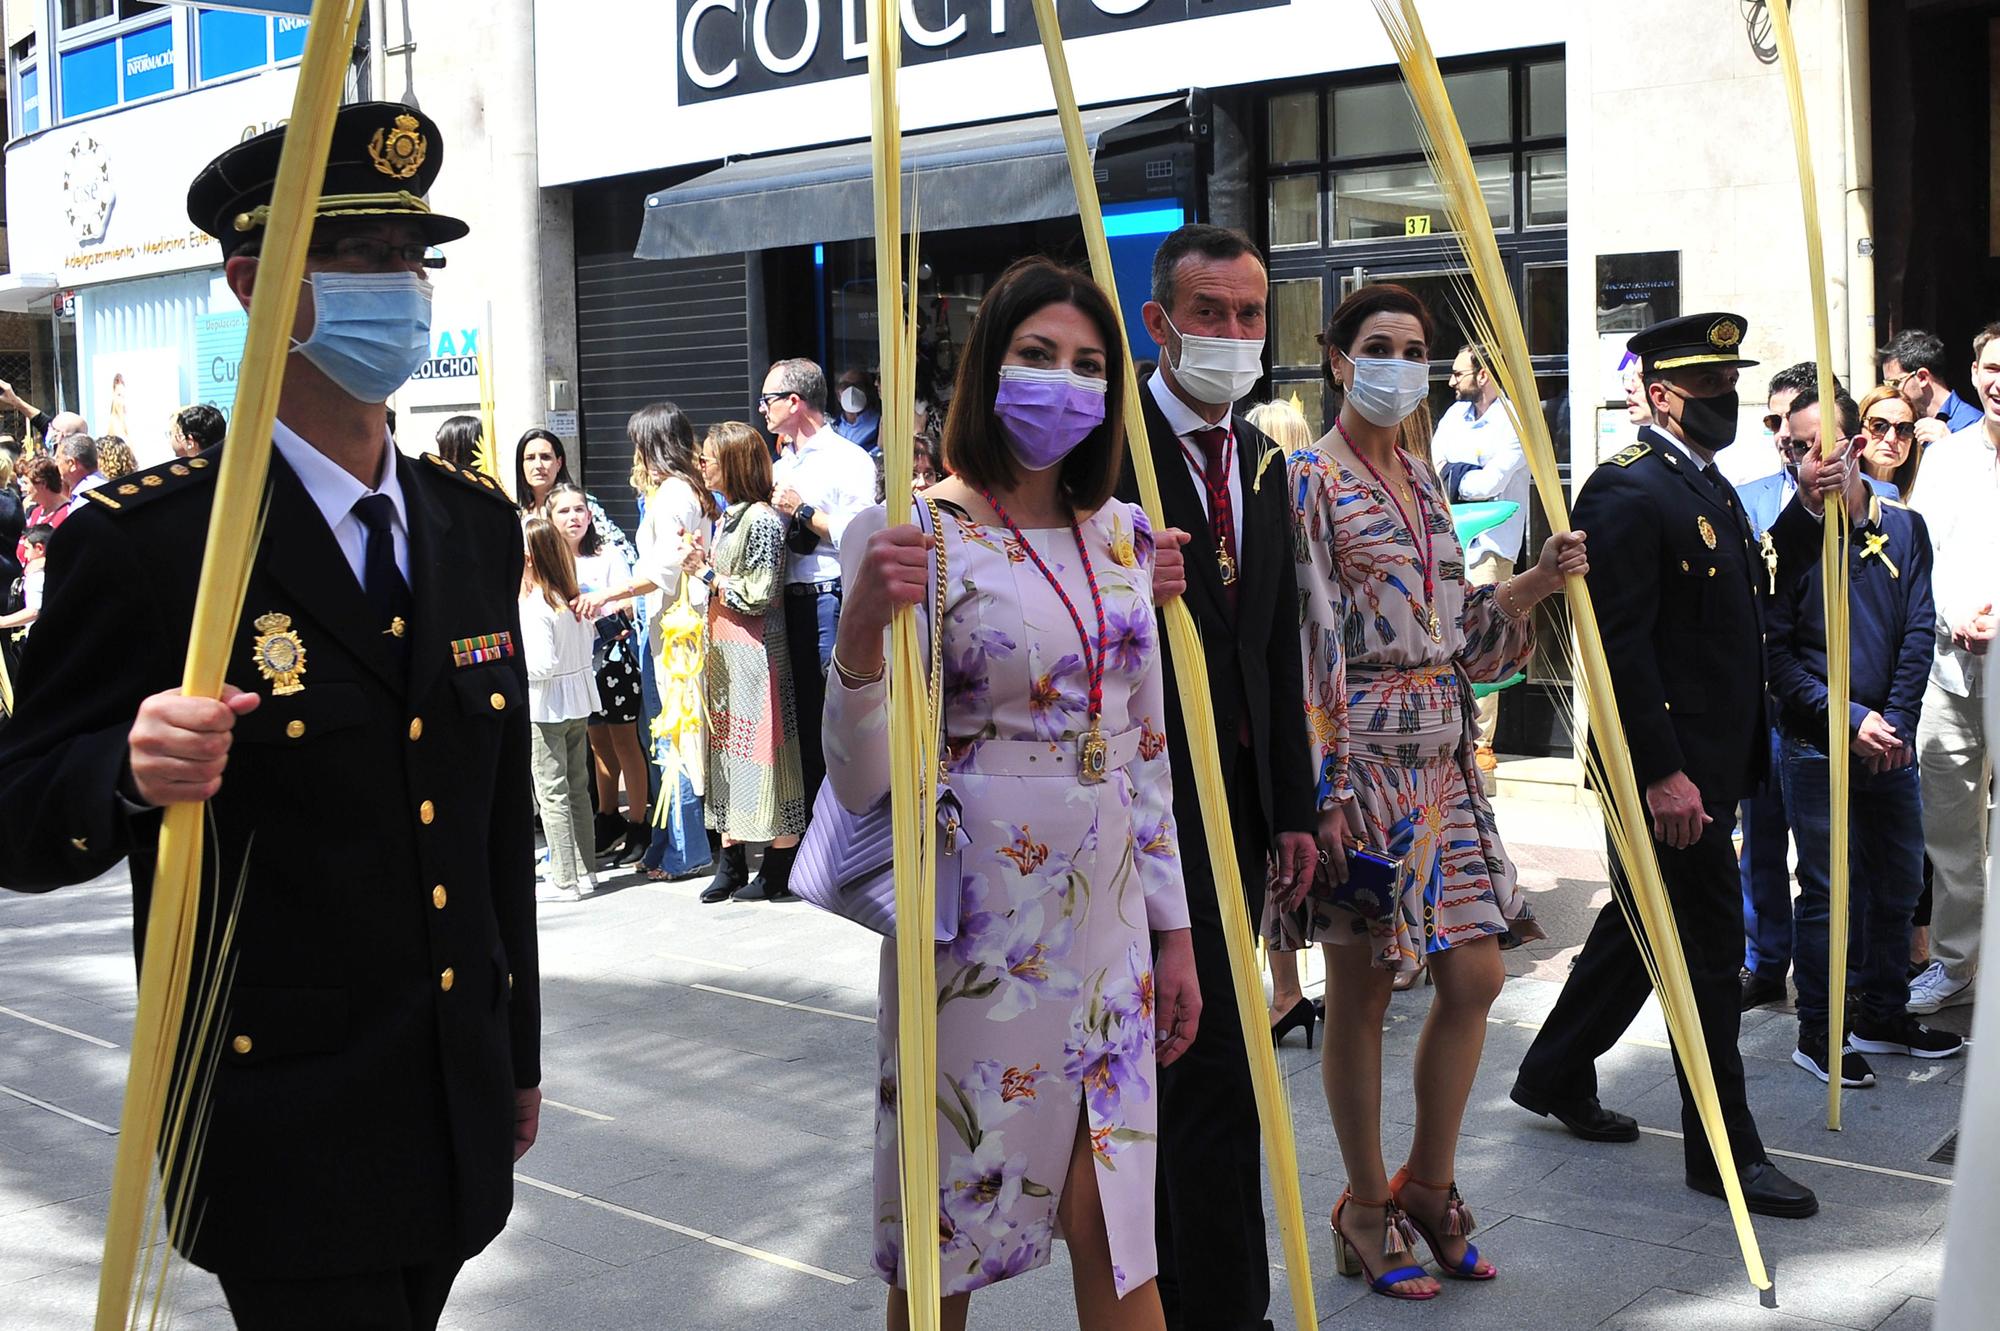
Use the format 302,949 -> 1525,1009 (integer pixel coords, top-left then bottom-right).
0,524 -> 54,636
520,515 -> 602,902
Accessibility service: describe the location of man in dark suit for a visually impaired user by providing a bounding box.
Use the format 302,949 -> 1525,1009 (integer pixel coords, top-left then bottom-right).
0,105 -> 539,1329
1118,224 -> 1316,1331
1512,313 -> 1842,1219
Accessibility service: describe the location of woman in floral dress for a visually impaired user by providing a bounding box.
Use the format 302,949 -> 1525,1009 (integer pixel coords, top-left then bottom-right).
828,258 -> 1199,1330
1269,284 -> 1587,1299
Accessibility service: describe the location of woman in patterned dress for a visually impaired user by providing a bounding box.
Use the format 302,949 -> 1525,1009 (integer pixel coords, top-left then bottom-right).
685,421 -> 807,902
828,258 -> 1200,1330
1270,284 -> 1587,1299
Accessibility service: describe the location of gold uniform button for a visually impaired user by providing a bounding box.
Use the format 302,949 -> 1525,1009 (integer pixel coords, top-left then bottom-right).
489,692 -> 506,711
440,967 -> 455,992
285,719 -> 306,739
231,1035 -> 253,1055
408,716 -> 424,741
432,884 -> 447,909
419,799 -> 436,825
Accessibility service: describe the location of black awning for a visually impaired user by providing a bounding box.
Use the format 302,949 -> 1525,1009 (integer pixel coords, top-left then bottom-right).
635,98 -> 1182,261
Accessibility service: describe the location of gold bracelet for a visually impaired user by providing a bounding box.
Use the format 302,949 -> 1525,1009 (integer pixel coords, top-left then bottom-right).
1499,577 -> 1529,620
832,650 -> 886,689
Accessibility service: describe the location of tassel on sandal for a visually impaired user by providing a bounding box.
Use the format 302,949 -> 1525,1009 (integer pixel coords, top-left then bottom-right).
1389,1167 -> 1496,1280
1330,1191 -> 1437,1300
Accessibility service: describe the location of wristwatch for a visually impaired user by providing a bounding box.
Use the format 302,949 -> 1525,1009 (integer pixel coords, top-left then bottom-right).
794,503 -> 817,528
701,568 -> 717,587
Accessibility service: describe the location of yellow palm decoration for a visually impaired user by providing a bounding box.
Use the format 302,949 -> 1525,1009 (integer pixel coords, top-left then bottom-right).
1368,0 -> 1771,1290
93,4 -> 370,1328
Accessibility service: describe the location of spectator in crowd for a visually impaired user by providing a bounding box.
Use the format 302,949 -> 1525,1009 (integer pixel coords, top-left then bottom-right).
514,428 -> 639,568
547,483 -> 650,867
578,403 -> 719,880
1243,395 -> 1323,1040
1769,388 -> 1963,1083
763,357 -> 875,827
1433,342 -> 1531,774
873,436 -> 944,504
96,435 -> 136,482
54,435 -> 105,501
0,453 -> 23,587
1856,385 -> 1923,500
520,514 -> 601,902
434,414 -> 484,472
0,523 -> 52,636
19,457 -> 69,566
1907,323 -> 2000,1014
1879,328 -> 1985,448
831,367 -> 882,452
170,403 -> 227,457
0,377 -> 82,449
686,421 -> 805,904
831,255 -> 1197,1324
1622,361 -> 1651,426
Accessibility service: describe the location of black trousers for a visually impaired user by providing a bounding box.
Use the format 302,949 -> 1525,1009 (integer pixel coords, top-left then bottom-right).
1155,744 -> 1273,1331
1516,805 -> 1767,1177
218,1260 -> 463,1331
784,582 -> 840,820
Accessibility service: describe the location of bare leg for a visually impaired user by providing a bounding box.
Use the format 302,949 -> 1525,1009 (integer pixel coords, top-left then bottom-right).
1398,936 -> 1503,1276
885,1290 -> 968,1331
586,725 -> 620,810
1269,948 -> 1305,1024
1057,1113 -> 1166,1330
1321,940 -> 1436,1297
608,721 -> 652,826
772,835 -> 800,850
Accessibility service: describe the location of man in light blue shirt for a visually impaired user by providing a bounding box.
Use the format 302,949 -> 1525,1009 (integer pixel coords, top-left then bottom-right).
1879,329 -> 1985,449
1432,343 -> 1530,769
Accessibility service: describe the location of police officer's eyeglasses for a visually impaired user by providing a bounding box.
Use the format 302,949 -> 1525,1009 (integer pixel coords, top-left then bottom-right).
1864,417 -> 1916,442
304,238 -> 448,270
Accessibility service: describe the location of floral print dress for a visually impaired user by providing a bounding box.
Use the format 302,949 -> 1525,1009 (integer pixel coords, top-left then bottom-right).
826,497 -> 1189,1300
1266,433 -> 1545,969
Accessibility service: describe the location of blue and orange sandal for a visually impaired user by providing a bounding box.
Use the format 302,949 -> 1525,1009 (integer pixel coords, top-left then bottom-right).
1390,1167 -> 1497,1281
1330,1191 -> 1438,1300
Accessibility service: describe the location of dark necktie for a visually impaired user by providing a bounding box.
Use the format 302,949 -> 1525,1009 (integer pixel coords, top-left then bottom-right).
1189,425 -> 1238,616
352,493 -> 414,664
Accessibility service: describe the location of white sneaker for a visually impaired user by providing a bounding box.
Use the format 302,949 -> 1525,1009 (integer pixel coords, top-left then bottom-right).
1906,960 -> 1974,1014
573,872 -> 597,900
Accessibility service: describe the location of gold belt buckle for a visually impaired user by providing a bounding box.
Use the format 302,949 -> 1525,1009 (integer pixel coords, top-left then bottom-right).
1077,725 -> 1108,785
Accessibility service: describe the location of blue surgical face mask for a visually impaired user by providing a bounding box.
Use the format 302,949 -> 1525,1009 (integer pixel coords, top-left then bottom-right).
1341,351 -> 1431,428
290,272 -> 434,404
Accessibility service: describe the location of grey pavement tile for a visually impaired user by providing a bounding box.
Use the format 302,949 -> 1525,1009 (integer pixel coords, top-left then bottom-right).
507,1176 -> 705,1268
1597,1287 -> 1853,1330
1873,1296 -> 1935,1331
444,1227 -> 620,1316
1661,1244 -> 1910,1330
0,1196 -> 108,1289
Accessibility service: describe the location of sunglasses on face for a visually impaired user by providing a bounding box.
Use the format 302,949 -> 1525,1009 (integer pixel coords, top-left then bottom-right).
1762,413 -> 1785,433
757,392 -> 794,409
1864,417 -> 1916,442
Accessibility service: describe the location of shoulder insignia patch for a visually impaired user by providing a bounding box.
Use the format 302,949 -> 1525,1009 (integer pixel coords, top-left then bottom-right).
80,455 -> 213,515
423,453 -> 517,506
1608,444 -> 1649,468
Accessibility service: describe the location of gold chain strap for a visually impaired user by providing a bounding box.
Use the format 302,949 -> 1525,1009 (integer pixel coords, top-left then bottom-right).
921,496 -> 948,787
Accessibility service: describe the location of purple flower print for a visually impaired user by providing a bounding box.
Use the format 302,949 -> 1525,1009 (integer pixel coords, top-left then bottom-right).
1103,602 -> 1153,674
1027,652 -> 1088,741
956,1059 -> 1048,1136
943,646 -> 991,716
975,1217 -> 1053,1284
943,1134 -> 1029,1233
950,872 -> 1012,968
1063,1002 -> 1148,1123
972,900 -> 1078,1020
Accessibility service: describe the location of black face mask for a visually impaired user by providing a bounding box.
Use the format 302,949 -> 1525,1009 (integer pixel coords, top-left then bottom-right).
1673,388 -> 1740,450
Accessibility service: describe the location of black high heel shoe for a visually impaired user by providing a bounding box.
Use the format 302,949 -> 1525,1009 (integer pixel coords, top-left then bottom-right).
1272,998 -> 1317,1048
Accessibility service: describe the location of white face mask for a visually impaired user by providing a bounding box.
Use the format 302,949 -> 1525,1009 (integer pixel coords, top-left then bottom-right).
1342,353 -> 1431,427
1164,314 -> 1264,406
840,386 -> 867,415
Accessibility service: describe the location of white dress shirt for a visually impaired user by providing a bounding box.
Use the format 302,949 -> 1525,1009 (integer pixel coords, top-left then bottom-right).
1431,397 -> 1531,564
1911,421 -> 2000,697
1148,370 -> 1242,557
271,420 -> 410,588
771,423 -> 876,586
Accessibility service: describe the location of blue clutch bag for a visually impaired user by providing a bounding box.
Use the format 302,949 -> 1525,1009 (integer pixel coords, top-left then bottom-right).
1309,846 -> 1403,926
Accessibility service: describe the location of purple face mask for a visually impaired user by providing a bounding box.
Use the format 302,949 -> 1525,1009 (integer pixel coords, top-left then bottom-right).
994,365 -> 1107,471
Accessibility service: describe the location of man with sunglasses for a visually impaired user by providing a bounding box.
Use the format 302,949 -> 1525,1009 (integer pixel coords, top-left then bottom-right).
0,104 -> 539,1330
1879,329 -> 1985,450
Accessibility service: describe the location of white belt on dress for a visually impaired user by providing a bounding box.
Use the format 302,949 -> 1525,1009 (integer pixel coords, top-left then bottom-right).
952,729 -> 1144,779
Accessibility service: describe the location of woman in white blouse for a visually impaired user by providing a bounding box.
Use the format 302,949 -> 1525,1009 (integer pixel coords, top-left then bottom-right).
521,515 -> 603,901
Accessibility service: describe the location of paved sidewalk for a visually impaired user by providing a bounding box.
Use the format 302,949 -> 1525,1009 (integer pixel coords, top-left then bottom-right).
0,796 -> 1957,1329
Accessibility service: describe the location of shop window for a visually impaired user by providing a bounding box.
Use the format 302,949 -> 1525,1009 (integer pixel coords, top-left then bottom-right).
1527,60 -> 1566,138
61,0 -> 117,31
1271,277 -> 1323,369
1527,150 -> 1567,227
1525,264 -> 1568,358
1268,174 -> 1320,250
1267,89 -> 1318,165
1332,155 -> 1511,241
1330,69 -> 1507,158
59,36 -> 118,117
17,40 -> 41,135
120,20 -> 175,102
197,8 -> 268,82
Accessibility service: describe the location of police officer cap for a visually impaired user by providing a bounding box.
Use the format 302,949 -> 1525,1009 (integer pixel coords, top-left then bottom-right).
186,101 -> 469,258
1627,312 -> 1760,374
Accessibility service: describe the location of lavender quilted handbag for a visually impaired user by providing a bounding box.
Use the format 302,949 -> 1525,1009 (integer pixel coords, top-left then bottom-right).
792,499 -> 961,942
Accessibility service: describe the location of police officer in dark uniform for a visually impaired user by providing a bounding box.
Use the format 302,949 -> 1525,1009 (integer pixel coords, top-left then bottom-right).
0,105 -> 538,1328
1510,313 -> 1841,1219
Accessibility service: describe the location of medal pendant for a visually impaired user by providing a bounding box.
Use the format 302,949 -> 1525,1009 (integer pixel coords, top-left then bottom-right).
1217,546 -> 1238,586
1424,606 -> 1444,643
1078,723 -> 1109,785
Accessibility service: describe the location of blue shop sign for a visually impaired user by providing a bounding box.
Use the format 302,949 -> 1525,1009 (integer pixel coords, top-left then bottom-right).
59,37 -> 118,117
121,21 -> 176,101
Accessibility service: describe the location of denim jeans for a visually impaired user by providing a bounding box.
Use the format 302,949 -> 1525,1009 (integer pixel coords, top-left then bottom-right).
1779,730 -> 1925,1032
785,583 -> 841,823
1740,726 -> 1795,979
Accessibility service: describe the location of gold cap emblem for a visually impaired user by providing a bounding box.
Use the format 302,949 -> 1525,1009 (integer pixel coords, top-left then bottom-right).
251,612 -> 308,696
1708,318 -> 1742,352
369,113 -> 428,180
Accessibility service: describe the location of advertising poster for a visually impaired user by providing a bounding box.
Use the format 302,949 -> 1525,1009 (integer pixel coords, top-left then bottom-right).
94,347 -> 185,469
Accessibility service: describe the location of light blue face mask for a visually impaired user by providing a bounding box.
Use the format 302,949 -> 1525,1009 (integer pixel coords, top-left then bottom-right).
290,271 -> 434,404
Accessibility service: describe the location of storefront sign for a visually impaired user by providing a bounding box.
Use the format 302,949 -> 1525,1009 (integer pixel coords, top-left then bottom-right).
195,309 -> 249,412
675,0 -> 1284,104
4,66 -> 301,289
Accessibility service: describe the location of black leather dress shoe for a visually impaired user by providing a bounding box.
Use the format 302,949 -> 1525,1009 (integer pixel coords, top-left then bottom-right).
1509,1083 -> 1640,1142
1686,1160 -> 1818,1218
1739,967 -> 1788,1011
